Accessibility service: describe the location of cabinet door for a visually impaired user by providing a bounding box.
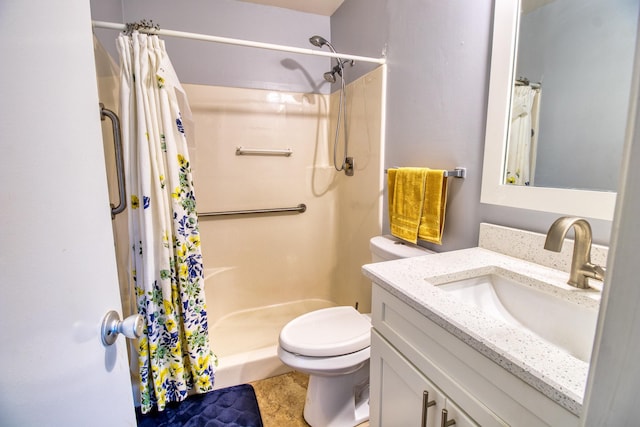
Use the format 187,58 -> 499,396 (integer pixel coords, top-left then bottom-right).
371,331 -> 467,427
442,398 -> 479,427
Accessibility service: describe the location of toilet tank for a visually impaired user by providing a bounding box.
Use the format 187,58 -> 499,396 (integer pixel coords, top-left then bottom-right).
369,235 -> 434,263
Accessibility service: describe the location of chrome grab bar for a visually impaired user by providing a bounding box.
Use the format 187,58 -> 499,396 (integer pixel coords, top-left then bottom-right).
198,203 -> 306,217
100,103 -> 127,219
236,146 -> 293,157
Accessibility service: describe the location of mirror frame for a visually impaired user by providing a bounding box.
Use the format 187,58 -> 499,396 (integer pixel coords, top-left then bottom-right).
481,0 -> 617,221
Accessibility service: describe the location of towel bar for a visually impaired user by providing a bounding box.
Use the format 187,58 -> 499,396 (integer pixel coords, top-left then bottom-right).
444,167 -> 466,178
198,204 -> 306,217
385,167 -> 467,179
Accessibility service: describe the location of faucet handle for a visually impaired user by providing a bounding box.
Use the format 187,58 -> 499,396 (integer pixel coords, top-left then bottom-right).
581,263 -> 606,282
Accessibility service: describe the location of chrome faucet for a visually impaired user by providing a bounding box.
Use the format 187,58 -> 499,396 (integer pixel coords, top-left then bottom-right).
544,216 -> 606,289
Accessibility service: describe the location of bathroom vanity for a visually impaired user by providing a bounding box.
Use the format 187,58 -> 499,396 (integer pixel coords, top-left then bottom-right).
363,224 -> 606,426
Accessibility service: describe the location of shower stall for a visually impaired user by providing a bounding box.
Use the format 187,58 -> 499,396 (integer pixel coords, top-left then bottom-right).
94,17 -> 386,391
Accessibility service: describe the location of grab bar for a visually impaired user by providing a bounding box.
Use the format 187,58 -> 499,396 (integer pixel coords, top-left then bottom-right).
236,146 -> 293,157
198,203 -> 307,217
100,103 -> 126,219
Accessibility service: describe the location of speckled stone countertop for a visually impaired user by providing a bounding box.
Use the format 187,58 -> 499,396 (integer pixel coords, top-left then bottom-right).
362,246 -> 602,416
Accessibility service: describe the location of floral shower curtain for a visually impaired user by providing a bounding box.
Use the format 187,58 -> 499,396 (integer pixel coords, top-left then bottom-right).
505,85 -> 540,186
117,32 -> 215,414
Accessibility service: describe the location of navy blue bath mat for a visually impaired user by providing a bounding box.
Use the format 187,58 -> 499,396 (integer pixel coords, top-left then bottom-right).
136,384 -> 264,427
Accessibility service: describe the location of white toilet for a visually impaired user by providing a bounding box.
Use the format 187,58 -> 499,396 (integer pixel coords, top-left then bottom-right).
277,235 -> 433,427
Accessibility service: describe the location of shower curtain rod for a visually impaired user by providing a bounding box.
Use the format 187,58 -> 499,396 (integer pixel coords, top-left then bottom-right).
92,20 -> 386,65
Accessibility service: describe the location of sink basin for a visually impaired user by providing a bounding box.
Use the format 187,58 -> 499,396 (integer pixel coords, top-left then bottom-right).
436,271 -> 598,362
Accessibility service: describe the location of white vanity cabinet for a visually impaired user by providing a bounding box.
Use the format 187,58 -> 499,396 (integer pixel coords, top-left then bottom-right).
369,284 -> 581,427
371,331 -> 482,426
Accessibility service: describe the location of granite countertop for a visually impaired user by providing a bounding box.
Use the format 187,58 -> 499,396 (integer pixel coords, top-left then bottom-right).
362,247 -> 602,416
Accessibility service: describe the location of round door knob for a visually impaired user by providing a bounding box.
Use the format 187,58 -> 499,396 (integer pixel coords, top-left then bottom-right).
118,313 -> 144,339
101,310 -> 144,346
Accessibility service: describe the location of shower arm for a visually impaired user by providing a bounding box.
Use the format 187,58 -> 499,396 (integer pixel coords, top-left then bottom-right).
331,59 -> 355,75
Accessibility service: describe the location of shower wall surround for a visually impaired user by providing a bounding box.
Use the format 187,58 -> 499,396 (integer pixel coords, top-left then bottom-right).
91,1 -> 383,388
186,66 -> 384,324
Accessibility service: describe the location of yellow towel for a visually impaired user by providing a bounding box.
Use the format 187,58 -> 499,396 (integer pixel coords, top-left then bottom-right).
388,168 -> 428,243
418,169 -> 448,245
388,167 -> 448,245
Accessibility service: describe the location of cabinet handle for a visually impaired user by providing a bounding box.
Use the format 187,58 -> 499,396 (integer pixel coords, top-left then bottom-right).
441,408 -> 456,427
421,390 -> 436,427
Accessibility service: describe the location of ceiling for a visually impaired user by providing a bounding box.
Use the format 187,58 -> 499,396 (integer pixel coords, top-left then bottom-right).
237,0 -> 345,16
239,0 -> 553,17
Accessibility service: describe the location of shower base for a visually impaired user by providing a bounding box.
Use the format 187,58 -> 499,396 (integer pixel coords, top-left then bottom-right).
209,298 -> 336,390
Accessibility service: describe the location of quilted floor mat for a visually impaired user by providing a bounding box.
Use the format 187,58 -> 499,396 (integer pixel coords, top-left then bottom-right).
136,384 -> 264,427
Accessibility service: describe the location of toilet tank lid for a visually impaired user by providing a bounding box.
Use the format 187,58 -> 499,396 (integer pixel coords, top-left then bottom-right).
279,306 -> 371,357
370,235 -> 434,259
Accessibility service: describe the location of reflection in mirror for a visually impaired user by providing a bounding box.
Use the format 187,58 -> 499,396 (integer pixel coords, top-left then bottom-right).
480,0 -> 640,220
505,0 -> 638,191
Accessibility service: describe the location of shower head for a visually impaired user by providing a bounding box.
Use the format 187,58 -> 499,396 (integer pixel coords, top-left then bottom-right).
309,35 -> 337,53
309,35 -> 326,47
309,35 -> 351,83
323,71 -> 337,83
323,63 -> 345,83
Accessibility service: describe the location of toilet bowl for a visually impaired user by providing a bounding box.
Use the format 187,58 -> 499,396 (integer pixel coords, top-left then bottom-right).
278,306 -> 371,427
277,235 -> 434,427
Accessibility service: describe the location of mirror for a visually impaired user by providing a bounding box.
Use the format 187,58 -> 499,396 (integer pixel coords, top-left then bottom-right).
481,0 -> 638,220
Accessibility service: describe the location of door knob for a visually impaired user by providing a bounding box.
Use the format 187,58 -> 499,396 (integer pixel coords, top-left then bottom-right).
101,310 -> 144,346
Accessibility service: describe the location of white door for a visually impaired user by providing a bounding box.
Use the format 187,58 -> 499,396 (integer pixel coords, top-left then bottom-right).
0,1 -> 136,425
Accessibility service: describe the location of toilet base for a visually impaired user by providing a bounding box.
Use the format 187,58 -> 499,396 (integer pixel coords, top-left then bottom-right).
303,360 -> 370,427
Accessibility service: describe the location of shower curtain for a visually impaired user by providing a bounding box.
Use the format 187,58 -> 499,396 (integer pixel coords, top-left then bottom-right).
505,85 -> 540,186
117,32 -> 215,414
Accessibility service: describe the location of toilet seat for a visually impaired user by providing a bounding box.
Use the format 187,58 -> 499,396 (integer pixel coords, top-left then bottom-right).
279,306 -> 371,357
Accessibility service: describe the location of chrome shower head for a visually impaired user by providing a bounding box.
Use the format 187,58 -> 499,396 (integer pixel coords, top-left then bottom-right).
310,35 -> 348,83
309,35 -> 327,47
309,35 -> 337,53
323,71 -> 337,83
323,63 -> 345,83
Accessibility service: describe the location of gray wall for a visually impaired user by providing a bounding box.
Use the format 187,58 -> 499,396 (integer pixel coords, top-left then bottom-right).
334,0 -> 488,251
91,0 -> 615,246
91,0 -> 332,94
329,0 -> 388,85
332,0 -> 613,248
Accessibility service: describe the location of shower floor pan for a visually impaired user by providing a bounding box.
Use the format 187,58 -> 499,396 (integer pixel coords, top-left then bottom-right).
209,299 -> 336,390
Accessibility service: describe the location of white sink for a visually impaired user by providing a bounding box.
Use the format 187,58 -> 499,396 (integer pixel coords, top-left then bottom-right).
437,271 -> 598,362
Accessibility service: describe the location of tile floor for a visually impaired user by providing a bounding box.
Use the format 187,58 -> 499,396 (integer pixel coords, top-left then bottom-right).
251,372 -> 370,427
